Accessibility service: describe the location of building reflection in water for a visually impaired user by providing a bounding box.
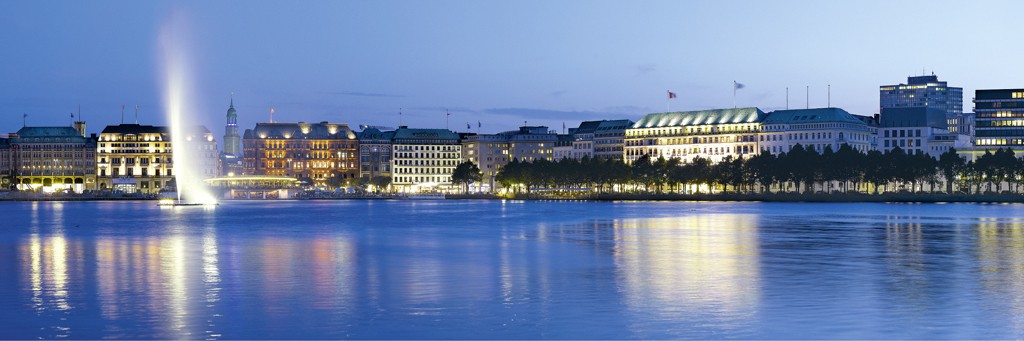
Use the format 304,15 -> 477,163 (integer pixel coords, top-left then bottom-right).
613,214 -> 761,331
20,202 -> 72,337
976,217 -> 1024,335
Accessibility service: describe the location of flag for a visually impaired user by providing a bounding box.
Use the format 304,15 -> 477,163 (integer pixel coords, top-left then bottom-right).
23,113 -> 27,118
270,107 -> 275,114
734,81 -> 745,90
478,121 -> 481,128
668,91 -> 677,99
467,123 -> 471,129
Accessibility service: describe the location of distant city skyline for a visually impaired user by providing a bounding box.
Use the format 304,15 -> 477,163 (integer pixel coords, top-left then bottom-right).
3,0 -> 1024,134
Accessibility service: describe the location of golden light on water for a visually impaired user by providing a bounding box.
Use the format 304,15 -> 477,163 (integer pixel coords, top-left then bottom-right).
614,214 -> 761,320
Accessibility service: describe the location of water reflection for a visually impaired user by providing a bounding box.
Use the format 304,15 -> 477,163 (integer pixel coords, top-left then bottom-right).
977,217 -> 1024,336
613,214 -> 761,334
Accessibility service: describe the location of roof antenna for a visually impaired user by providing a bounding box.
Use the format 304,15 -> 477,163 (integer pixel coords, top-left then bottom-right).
135,105 -> 139,124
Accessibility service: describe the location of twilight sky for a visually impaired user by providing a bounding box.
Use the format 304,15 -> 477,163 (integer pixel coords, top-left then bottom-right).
2,0 -> 1022,137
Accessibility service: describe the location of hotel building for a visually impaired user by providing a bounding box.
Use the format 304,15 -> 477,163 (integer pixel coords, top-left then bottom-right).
624,108 -> 764,164
241,122 -> 359,187
96,124 -> 216,194
9,126 -> 97,193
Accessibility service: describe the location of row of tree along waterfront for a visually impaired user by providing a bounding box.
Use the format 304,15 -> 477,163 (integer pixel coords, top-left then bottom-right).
474,143 -> 1024,195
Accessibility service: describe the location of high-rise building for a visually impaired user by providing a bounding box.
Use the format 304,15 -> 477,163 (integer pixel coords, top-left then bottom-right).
880,74 -> 964,133
973,89 -> 1024,148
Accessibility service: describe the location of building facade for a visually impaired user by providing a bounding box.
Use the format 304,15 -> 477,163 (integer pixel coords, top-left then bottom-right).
357,127 -> 395,180
391,127 -> 462,192
973,89 -> 1024,149
462,133 -> 510,192
759,108 -> 876,155
880,74 -> 965,133
878,107 -> 968,157
241,122 -> 359,187
625,108 -> 764,164
592,119 -> 632,160
10,126 -> 97,193
96,124 -> 173,194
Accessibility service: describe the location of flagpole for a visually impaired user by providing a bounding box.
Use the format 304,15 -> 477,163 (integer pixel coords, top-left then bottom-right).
786,87 -> 789,110
734,81 -> 737,108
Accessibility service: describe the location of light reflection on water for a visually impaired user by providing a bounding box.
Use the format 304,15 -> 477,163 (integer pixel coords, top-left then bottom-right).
6,201 -> 1024,338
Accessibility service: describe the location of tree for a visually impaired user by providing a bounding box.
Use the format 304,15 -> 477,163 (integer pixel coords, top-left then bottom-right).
451,161 -> 483,193
371,176 -> 392,193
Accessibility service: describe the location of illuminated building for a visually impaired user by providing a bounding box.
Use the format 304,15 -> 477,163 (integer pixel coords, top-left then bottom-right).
624,108 -> 764,164
880,74 -> 965,133
221,98 -> 243,176
241,121 -> 358,187
0,139 -> 11,189
9,126 -> 97,193
357,127 -> 395,179
204,175 -> 301,199
973,89 -> 1024,148
391,126 -> 461,192
759,108 -> 877,155
97,124 -> 216,194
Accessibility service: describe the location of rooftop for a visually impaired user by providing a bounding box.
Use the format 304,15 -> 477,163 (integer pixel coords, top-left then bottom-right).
632,107 -> 765,129
763,108 -> 867,125
17,126 -> 86,138
244,122 -> 356,140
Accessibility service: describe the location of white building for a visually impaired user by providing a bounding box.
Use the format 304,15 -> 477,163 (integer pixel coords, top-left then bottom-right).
759,108 -> 877,155
391,126 -> 462,193
625,108 -> 764,164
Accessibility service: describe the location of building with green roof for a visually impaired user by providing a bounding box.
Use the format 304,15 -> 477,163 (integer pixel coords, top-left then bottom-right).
760,108 -> 877,155
625,108 -> 764,164
9,126 -> 97,193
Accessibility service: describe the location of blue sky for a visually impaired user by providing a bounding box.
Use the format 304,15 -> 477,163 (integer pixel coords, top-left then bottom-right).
2,0 -> 1022,136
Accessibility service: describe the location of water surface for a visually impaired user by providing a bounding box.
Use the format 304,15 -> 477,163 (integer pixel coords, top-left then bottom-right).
1,200 -> 1023,339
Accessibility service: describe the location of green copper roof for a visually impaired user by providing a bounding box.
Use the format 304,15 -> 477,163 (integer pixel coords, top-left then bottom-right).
16,126 -> 84,137
763,108 -> 866,125
632,107 -> 765,129
392,128 -> 460,141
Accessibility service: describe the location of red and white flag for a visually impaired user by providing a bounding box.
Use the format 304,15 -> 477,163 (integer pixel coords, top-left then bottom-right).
667,91 -> 677,99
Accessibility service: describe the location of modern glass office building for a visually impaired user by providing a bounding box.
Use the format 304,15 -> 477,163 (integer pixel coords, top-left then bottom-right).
974,89 -> 1024,147
880,74 -> 964,133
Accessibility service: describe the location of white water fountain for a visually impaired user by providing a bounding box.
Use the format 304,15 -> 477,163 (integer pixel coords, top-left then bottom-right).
158,11 -> 218,206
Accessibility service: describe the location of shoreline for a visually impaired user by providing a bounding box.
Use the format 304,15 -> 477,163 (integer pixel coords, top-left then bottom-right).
2,192 -> 1023,203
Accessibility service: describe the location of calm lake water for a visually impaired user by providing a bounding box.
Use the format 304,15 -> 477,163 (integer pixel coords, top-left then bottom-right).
2,200 -> 1024,339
